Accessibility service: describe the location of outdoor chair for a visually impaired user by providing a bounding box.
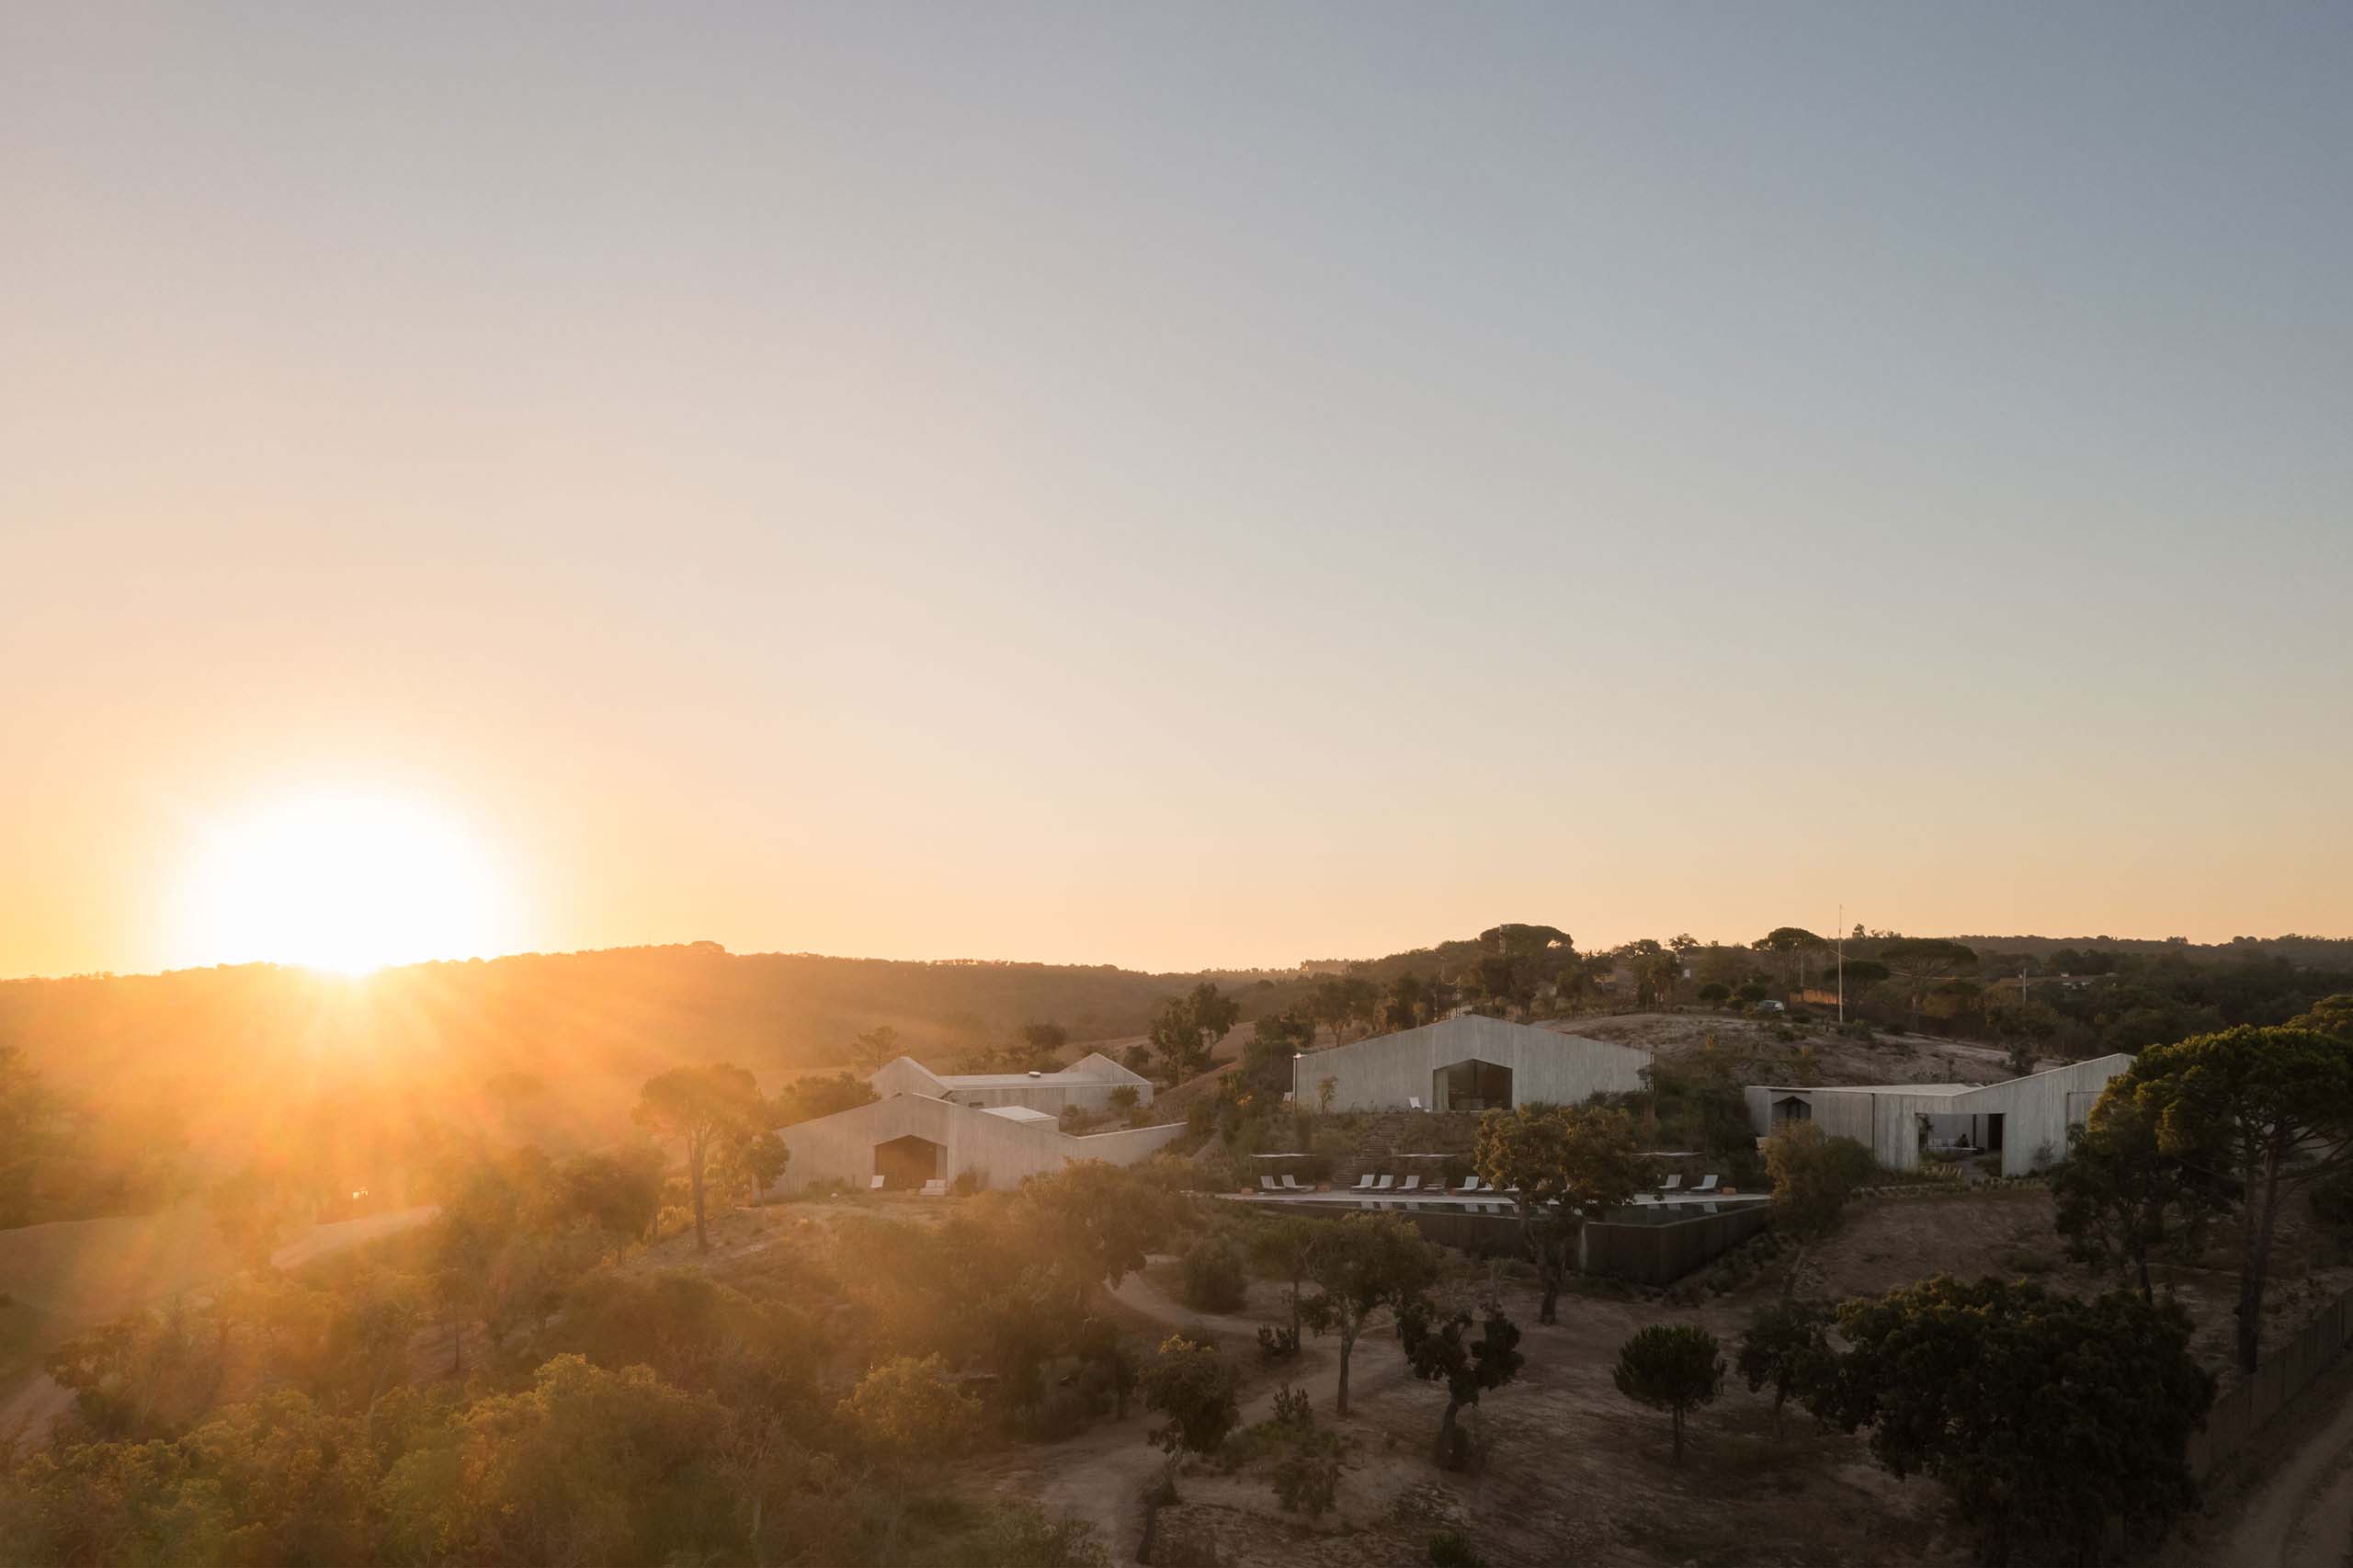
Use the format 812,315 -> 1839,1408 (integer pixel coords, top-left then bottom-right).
1408,1096 -> 1425,1111
1456,1176 -> 1482,1193
1353,1174 -> 1377,1191
1658,1174 -> 1681,1193
1692,1174 -> 1720,1194
1399,1175 -> 1422,1193
1373,1174 -> 1395,1192
869,1175 -> 886,1192
919,1178 -> 948,1198
1260,1176 -> 1280,1192
1280,1175 -> 1304,1190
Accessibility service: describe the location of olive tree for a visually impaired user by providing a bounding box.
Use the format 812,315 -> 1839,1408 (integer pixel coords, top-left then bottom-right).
1473,1105 -> 1653,1324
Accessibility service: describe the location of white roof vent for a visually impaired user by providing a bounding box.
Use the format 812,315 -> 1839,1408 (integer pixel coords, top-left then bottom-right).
1028,1069 -> 1044,1078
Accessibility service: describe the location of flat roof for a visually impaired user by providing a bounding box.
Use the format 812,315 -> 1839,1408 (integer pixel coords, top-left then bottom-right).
978,1105 -> 1058,1124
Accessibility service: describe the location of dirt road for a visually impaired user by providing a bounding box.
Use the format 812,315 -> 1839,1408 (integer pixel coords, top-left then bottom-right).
0,1204 -> 438,1442
2214,1373 -> 2353,1568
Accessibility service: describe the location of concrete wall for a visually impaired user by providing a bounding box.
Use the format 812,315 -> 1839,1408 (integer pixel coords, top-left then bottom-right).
1300,1016 -> 1652,1114
1745,1055 -> 2132,1176
776,1093 -> 1186,1194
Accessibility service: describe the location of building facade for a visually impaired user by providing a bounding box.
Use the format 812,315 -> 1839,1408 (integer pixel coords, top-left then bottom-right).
868,1051 -> 1154,1114
773,1090 -> 1186,1195
1742,1054 -> 2131,1176
1294,1015 -> 1653,1113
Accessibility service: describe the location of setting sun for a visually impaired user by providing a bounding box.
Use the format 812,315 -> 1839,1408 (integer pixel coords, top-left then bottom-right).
171,793 -> 519,974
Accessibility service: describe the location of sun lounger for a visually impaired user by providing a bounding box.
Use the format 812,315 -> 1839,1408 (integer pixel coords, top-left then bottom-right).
869,1175 -> 886,1192
1399,1176 -> 1422,1193
1692,1174 -> 1720,1194
919,1178 -> 947,1197
1260,1176 -> 1280,1192
1658,1174 -> 1681,1193
1408,1096 -> 1425,1111
1353,1174 -> 1377,1191
1455,1176 -> 1482,1193
1373,1175 -> 1395,1192
1280,1175 -> 1303,1190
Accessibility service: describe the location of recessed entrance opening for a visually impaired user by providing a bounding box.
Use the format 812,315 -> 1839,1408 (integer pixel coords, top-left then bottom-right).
1434,1059 -> 1513,1113
1771,1096 -> 1813,1125
873,1134 -> 946,1191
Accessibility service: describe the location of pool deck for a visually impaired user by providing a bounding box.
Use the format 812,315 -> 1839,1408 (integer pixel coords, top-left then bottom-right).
1223,1188 -> 1772,1221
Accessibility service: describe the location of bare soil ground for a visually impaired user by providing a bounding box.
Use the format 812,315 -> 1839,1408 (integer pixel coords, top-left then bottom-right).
939,1184 -> 2353,1568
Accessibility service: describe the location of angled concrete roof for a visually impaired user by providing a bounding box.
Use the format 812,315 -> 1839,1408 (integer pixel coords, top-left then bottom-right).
869,1051 -> 1151,1092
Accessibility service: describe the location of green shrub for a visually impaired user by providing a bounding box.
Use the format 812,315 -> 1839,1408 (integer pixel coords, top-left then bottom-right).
1428,1532 -> 1487,1568
1180,1236 -> 1248,1313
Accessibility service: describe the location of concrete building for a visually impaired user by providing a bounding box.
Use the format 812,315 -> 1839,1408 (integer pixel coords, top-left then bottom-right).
1743,1054 -> 2132,1177
774,1089 -> 1186,1194
868,1051 -> 1153,1114
1294,1015 -> 1653,1113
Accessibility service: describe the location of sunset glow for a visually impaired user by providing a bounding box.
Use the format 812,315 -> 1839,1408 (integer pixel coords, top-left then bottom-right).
170,793 -> 519,974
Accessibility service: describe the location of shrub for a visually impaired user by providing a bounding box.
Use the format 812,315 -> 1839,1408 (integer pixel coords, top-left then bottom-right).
1181,1237 -> 1248,1313
1270,1437 -> 1341,1517
1428,1532 -> 1487,1568
949,1171 -> 983,1197
1269,1382 -> 1312,1427
1256,1323 -> 1300,1361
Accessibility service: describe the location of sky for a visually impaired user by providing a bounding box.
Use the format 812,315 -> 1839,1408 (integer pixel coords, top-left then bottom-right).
4,3 -> 2349,979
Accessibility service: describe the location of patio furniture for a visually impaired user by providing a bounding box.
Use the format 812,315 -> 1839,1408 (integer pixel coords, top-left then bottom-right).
1353,1174 -> 1377,1191
1658,1174 -> 1682,1193
1399,1176 -> 1422,1193
1260,1176 -> 1280,1192
1692,1174 -> 1720,1194
1408,1096 -> 1425,1111
1373,1174 -> 1395,1192
1456,1176 -> 1482,1193
869,1175 -> 886,1192
1280,1174 -> 1304,1190
919,1178 -> 948,1197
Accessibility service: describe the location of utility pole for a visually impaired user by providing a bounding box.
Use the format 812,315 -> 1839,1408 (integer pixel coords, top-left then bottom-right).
1836,903 -> 1846,1025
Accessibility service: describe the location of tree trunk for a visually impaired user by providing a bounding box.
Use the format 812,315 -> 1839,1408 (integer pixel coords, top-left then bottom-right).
1336,1329 -> 1355,1415
2133,1236 -> 2152,1303
1670,1404 -> 1684,1462
1434,1400 -> 1461,1467
1539,1266 -> 1561,1325
1770,1387 -> 1786,1440
2236,1151 -> 2285,1375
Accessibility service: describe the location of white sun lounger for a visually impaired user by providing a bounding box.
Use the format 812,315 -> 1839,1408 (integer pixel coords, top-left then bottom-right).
919,1178 -> 948,1197
1373,1175 -> 1395,1192
1353,1173 -> 1377,1191
869,1175 -> 886,1192
1399,1176 -> 1422,1193
1260,1176 -> 1280,1192
1408,1096 -> 1424,1111
1692,1174 -> 1720,1194
1658,1174 -> 1682,1193
1280,1175 -> 1304,1190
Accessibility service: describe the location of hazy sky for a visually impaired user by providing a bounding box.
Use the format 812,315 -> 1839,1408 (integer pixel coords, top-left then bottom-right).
6,4 -> 2349,979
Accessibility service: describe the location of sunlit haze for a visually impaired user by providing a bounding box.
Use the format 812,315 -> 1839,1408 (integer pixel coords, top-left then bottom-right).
4,5 -> 2349,979
167,792 -> 522,974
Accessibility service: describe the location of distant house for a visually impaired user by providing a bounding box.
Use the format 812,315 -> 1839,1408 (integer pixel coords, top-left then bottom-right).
1743,1055 -> 2131,1177
774,1085 -> 1183,1195
1296,1015 -> 1651,1114
868,1051 -> 1153,1114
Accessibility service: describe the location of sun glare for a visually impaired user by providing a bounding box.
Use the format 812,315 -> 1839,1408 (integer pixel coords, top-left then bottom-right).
173,792 -> 519,974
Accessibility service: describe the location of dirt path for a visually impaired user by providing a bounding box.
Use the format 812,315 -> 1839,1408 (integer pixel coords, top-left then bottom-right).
2214,1373 -> 2353,1568
961,1258 -> 1418,1553
0,1205 -> 438,1443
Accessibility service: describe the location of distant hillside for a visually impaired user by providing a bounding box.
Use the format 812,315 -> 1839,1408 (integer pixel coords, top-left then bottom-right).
6,926 -> 2343,1165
